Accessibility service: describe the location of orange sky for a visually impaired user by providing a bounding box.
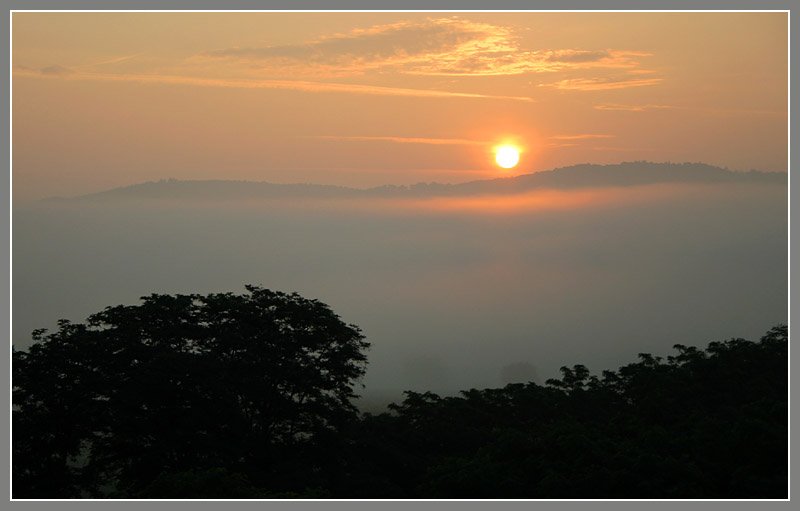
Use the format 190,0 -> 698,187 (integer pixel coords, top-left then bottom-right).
12,12 -> 788,200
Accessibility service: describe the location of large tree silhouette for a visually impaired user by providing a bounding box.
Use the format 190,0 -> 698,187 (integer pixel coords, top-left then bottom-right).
13,286 -> 369,498
14,289 -> 786,498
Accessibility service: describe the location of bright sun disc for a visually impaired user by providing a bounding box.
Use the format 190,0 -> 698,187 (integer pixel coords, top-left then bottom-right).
495,145 -> 520,169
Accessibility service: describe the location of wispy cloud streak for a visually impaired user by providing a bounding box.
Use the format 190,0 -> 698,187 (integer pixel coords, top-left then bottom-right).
313,135 -> 489,146
594,103 -> 674,112
86,53 -> 145,67
13,68 -> 534,102
548,134 -> 615,141
200,17 -> 655,78
542,77 -> 663,91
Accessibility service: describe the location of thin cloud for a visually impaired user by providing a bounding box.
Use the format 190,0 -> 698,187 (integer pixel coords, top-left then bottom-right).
546,134 -> 615,148
39,65 -> 73,76
200,18 -> 509,76
407,49 -> 649,77
320,134 -> 619,149
590,146 -> 645,152
593,103 -> 783,117
200,18 -> 654,78
546,142 -> 580,149
13,68 -> 534,102
543,77 -> 663,91
205,18 -> 491,65
87,53 -> 144,67
548,134 -> 615,141
594,103 -> 674,112
546,49 -> 611,63
313,135 -> 489,146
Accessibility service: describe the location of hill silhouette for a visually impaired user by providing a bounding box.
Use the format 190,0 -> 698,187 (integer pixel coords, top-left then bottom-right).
45,161 -> 786,202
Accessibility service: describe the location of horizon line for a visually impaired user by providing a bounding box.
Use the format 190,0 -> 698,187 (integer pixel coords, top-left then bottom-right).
22,160 -> 788,203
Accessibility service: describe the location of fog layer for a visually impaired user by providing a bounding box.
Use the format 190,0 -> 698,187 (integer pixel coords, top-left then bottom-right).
13,175 -> 786,408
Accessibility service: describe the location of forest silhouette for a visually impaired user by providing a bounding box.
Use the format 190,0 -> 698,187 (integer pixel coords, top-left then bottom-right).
12,287 -> 787,499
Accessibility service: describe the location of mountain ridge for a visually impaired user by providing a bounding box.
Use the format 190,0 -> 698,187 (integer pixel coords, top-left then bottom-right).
46,161 -> 786,202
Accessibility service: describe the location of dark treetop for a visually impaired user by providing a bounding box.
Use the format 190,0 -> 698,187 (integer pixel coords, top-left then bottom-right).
13,286 -> 368,498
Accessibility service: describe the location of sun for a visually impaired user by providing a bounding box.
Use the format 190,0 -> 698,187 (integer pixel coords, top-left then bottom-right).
494,145 -> 520,169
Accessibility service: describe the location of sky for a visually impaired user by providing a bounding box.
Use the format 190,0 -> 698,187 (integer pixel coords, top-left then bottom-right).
11,12 -> 787,200
11,12 -> 788,402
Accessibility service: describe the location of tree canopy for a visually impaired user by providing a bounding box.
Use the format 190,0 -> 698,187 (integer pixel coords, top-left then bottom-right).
13,286 -> 368,498
342,325 -> 787,498
12,288 -> 787,498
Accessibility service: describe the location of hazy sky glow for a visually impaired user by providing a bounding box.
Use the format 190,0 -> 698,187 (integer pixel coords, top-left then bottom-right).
12,12 -> 787,199
11,12 -> 788,401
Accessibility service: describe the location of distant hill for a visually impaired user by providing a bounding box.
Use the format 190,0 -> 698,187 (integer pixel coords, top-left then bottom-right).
52,179 -> 361,201
371,162 -> 785,197
48,162 -> 786,202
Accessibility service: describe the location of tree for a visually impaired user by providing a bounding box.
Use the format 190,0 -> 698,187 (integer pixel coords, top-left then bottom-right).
345,326 -> 787,498
13,286 -> 369,498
